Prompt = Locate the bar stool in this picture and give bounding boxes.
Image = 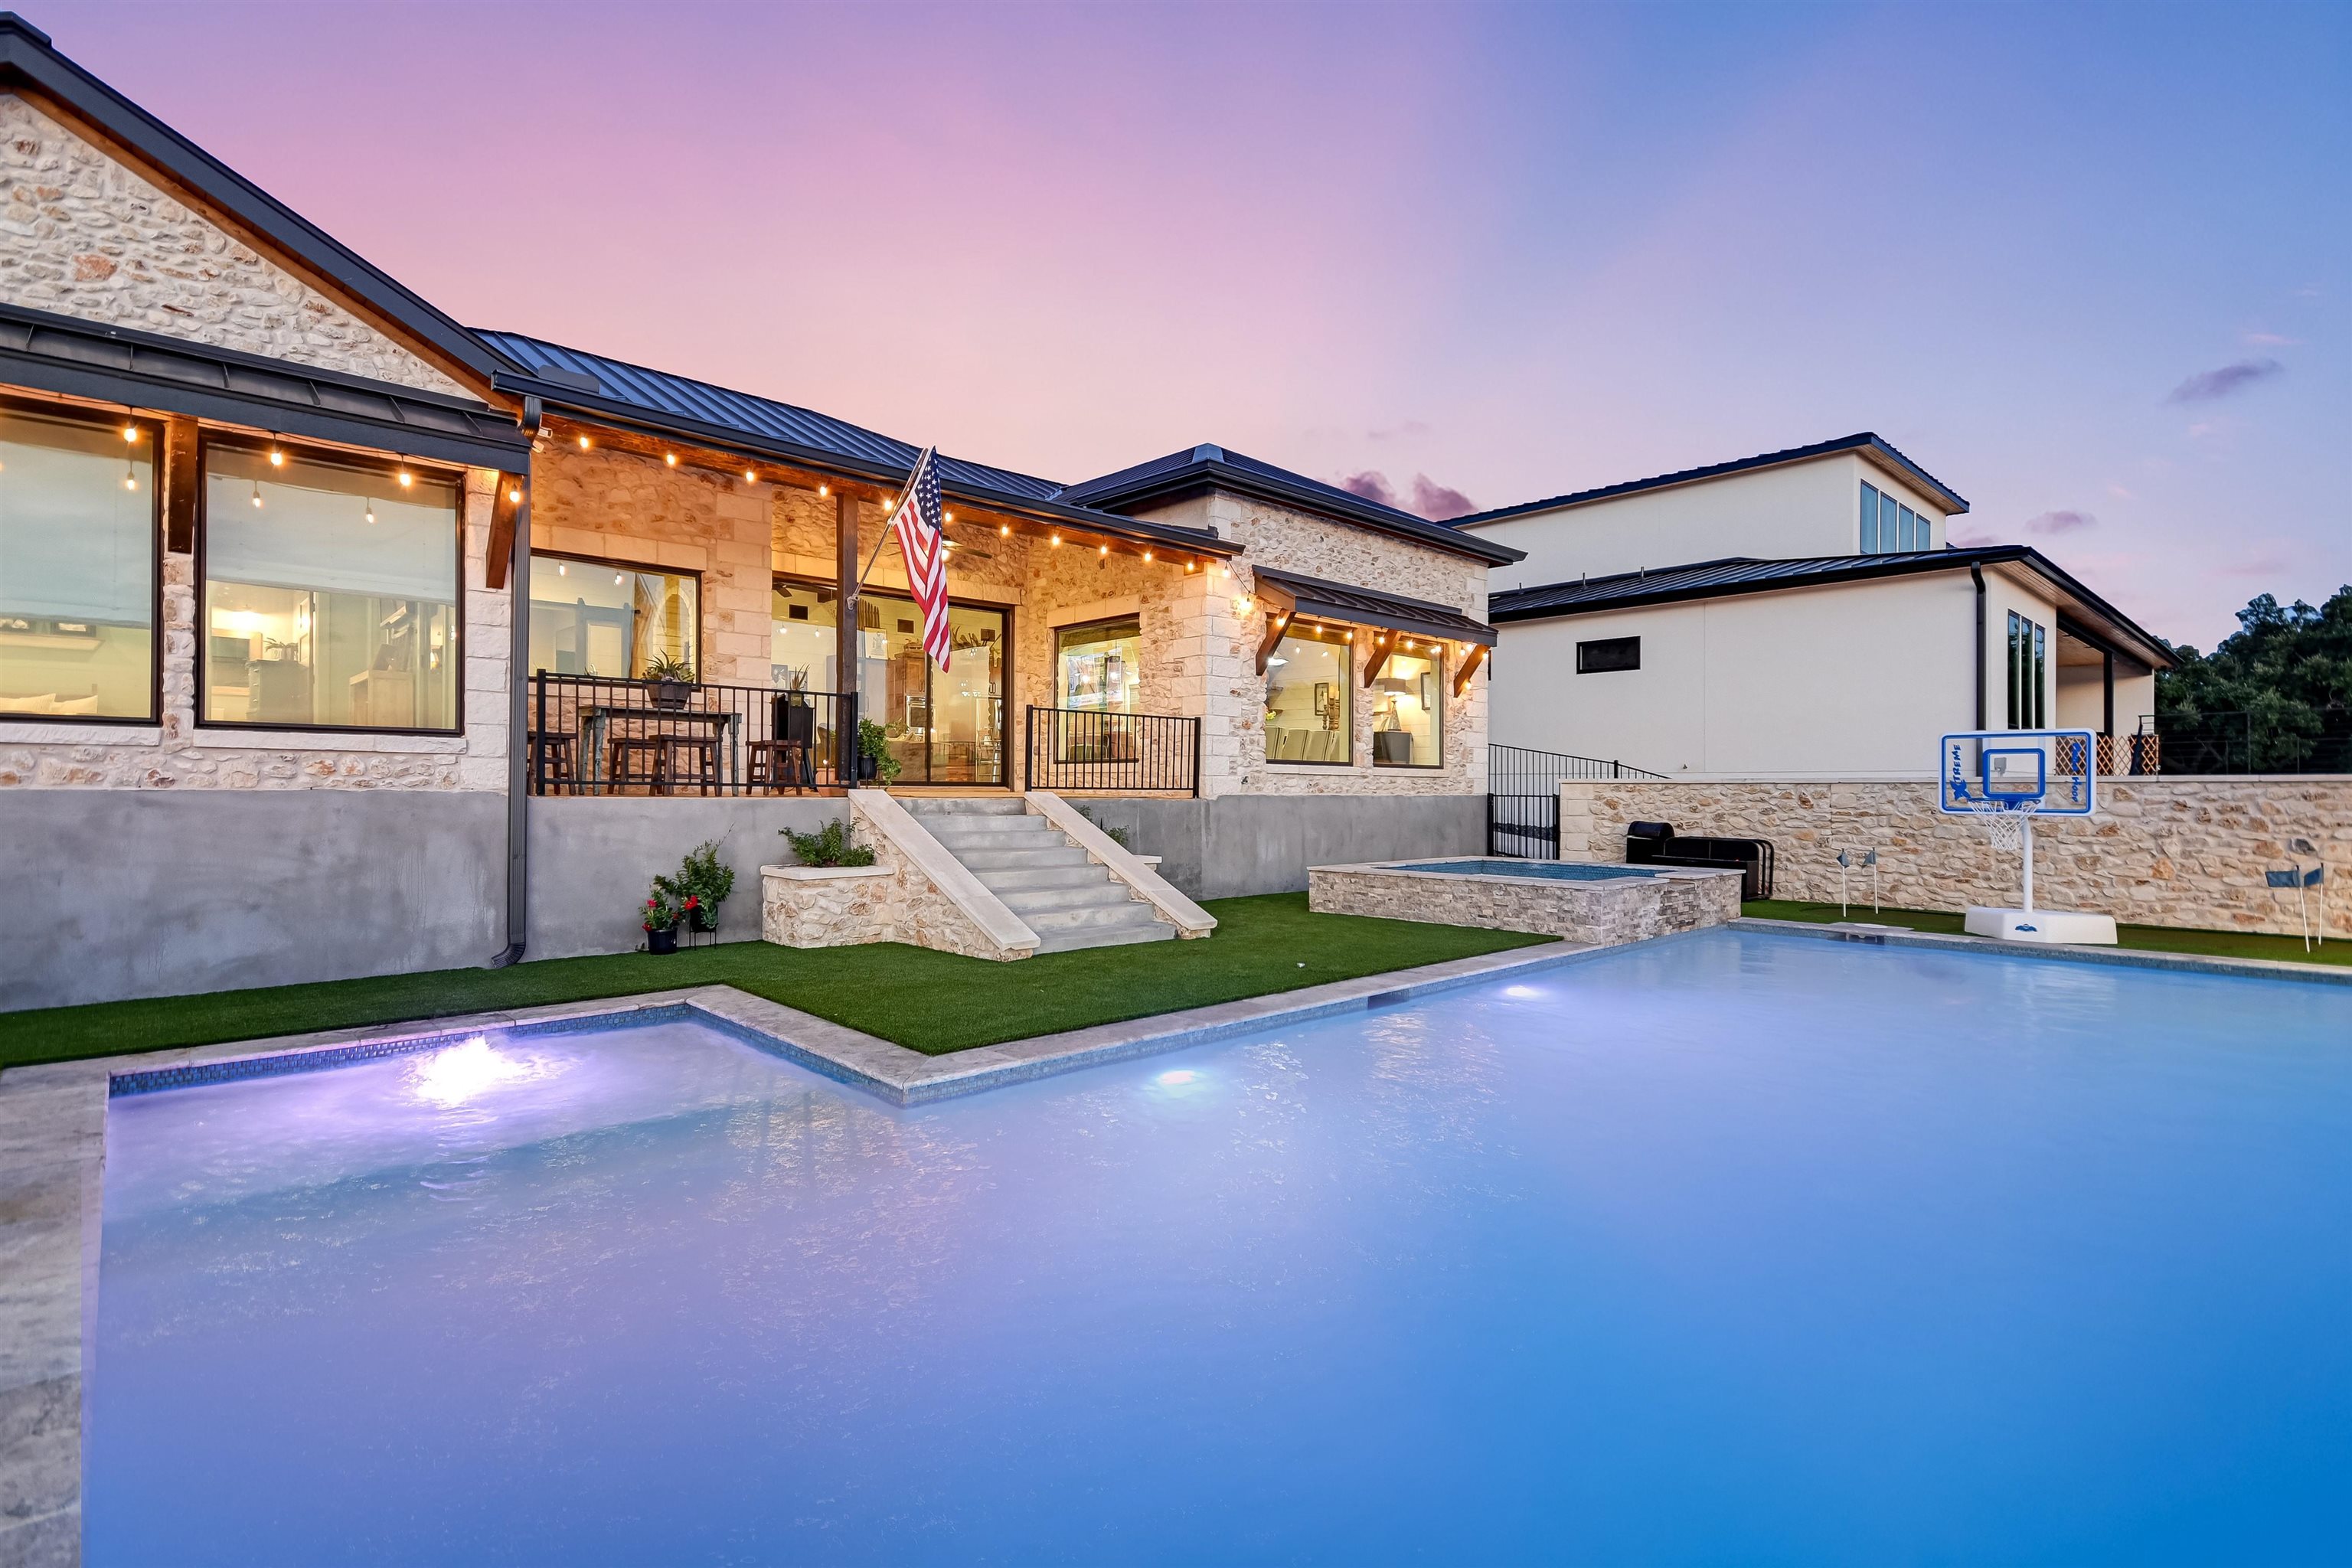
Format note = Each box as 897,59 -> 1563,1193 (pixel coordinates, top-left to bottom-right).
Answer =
526,730 -> 578,794
748,738 -> 811,794
656,733 -> 721,796
608,735 -> 668,793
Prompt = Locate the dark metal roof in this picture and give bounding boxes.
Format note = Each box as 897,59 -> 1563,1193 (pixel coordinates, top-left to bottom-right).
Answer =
1252,567 -> 1496,648
480,331 -> 1236,557
1488,547 -> 2172,668
0,302 -> 531,469
1449,433 -> 1969,528
1061,443 -> 1526,566
0,13 -> 511,393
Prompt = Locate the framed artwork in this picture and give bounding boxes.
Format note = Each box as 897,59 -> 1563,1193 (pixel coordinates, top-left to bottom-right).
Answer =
1313,681 -> 1332,717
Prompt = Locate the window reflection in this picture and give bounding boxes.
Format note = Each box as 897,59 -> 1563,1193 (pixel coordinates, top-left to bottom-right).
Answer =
1265,624 -> 1351,765
528,556 -> 697,680
770,579 -> 1002,783
1373,645 -> 1441,766
0,405 -> 155,720
1057,617 -> 1142,713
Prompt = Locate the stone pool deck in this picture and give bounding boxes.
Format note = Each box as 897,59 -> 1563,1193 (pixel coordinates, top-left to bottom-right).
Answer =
1308,858 -> 1743,945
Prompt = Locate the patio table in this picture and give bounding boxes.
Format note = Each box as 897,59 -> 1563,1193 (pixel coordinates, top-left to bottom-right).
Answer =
581,705 -> 741,793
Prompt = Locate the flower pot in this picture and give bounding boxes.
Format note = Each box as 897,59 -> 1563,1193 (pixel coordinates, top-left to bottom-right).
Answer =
775,694 -> 816,744
688,906 -> 717,933
649,678 -> 694,711
645,927 -> 678,955
856,751 -> 878,782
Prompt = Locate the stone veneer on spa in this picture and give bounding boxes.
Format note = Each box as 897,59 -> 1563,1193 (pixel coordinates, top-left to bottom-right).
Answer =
1308,858 -> 1741,945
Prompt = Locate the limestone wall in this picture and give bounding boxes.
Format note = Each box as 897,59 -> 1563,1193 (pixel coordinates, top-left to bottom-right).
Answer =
1308,861 -> 1740,944
0,92 -> 470,397
1560,775 -> 2352,936
0,469 -> 511,791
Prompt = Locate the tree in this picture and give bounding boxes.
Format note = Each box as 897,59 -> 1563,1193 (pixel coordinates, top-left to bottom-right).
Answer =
2157,586 -> 2352,770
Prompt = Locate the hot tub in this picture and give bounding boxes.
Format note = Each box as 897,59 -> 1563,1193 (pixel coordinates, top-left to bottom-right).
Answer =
1307,855 -> 1743,945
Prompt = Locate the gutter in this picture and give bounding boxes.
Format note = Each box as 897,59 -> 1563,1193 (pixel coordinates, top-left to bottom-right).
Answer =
491,397 -> 540,968
1971,562 -> 1987,730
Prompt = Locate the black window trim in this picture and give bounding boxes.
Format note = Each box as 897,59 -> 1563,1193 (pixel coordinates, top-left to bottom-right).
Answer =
195,430 -> 468,738
0,393 -> 164,728
1576,635 -> 1642,675
1266,623 -> 1356,768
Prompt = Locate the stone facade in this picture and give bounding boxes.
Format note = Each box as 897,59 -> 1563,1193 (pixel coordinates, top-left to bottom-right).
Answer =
0,93 -> 470,398
1308,861 -> 1740,943
759,803 -> 1032,961
1135,491 -> 1491,799
0,470 -> 510,791
1560,776 -> 2352,937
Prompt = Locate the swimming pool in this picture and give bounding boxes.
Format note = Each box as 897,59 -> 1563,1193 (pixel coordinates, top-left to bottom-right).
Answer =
89,929 -> 2350,1565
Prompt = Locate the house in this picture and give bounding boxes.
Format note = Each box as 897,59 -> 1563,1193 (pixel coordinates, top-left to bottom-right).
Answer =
1452,434 -> 2174,779
0,15 -> 1519,1009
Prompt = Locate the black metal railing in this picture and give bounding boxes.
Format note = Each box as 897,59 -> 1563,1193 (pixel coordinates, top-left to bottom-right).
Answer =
2135,710 -> 2352,776
528,672 -> 861,795
1487,743 -> 1667,858
1024,706 -> 1200,795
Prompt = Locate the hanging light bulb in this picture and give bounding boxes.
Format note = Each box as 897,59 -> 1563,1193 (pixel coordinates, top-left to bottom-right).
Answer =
266,439 -> 285,468
121,422 -> 140,443
615,573 -> 626,586
665,452 -> 678,467
507,485 -> 523,505
1184,561 -> 1196,573
250,475 -> 263,508
744,468 -> 756,482
397,466 -> 413,488
557,561 -> 567,577
1050,533 -> 1061,547
1098,544 -> 1109,557
1142,550 -> 1152,563
943,510 -> 955,524
818,483 -> 829,497
122,454 -> 137,492
364,498 -> 377,524
577,433 -> 591,450
998,523 -> 1011,537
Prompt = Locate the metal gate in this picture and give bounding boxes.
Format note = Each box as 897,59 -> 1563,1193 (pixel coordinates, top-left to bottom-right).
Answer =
1487,745 -> 1665,858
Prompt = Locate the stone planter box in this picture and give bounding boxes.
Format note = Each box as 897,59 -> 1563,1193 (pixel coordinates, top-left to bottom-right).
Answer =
760,862 -> 898,949
1308,858 -> 1741,946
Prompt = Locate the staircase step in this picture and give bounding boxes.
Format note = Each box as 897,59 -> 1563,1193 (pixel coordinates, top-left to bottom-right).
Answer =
1034,922 -> 1175,954
998,882 -> 1134,915
925,818 -> 1057,841
1021,900 -> 1168,934
901,797 -> 1027,816
956,844 -> 1096,872
975,864 -> 1114,893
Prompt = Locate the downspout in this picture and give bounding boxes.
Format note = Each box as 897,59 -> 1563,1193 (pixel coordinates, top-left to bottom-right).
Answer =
492,396 -> 541,968
1970,563 -> 1987,730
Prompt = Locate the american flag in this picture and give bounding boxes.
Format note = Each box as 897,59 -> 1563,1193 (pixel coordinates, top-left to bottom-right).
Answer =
884,446 -> 952,671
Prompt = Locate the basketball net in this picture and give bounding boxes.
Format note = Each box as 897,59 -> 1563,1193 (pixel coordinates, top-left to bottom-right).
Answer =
1980,801 -> 2037,854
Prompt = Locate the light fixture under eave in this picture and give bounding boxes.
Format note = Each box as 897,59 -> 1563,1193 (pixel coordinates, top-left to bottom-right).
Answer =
397,463 -> 413,488
1098,544 -> 1109,557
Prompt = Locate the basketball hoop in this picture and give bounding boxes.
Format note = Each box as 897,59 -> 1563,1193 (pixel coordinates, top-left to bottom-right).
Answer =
1979,802 -> 2037,854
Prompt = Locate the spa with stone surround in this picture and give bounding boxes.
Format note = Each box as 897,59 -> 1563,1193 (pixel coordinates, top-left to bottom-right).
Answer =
1309,858 -> 1743,946
0,15 -> 1517,1009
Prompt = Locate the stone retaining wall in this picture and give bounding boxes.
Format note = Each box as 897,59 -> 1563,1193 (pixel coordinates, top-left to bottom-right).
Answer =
1308,861 -> 1740,945
1560,776 -> 2351,936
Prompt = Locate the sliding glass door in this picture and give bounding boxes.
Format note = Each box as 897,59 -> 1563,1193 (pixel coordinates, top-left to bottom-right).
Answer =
772,580 -> 1006,784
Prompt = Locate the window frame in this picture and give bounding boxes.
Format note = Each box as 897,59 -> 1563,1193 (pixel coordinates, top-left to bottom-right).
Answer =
531,548 -> 705,683
1370,644 -> 1444,769
1053,612 -> 1145,713
1264,623 -> 1356,768
1576,635 -> 1642,675
1859,481 -> 1880,553
0,395 -> 165,727
195,431 -> 467,737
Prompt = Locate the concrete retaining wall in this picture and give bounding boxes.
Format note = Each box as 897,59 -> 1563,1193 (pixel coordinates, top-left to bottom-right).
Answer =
1560,774 -> 2351,936
524,795 -> 846,959
0,789 -> 505,1011
1070,792 -> 1485,899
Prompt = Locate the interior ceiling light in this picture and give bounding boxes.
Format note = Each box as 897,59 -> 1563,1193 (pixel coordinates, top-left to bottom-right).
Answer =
364,498 -> 377,524
249,475 -> 263,508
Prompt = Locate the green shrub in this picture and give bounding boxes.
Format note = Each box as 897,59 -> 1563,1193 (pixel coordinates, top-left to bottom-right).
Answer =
857,718 -> 902,783
782,818 -> 875,867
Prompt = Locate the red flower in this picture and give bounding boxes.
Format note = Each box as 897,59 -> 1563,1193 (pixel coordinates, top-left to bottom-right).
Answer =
684,896 -> 700,908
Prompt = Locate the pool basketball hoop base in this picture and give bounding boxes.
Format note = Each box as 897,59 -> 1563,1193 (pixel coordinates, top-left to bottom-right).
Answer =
1963,906 -> 2118,945
1939,730 -> 2118,947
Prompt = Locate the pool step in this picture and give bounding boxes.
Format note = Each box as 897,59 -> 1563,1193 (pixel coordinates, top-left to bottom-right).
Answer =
900,798 -> 1174,955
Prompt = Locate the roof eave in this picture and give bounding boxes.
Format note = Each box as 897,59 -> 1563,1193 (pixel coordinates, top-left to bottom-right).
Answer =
503,374 -> 1235,555
1452,433 -> 1970,530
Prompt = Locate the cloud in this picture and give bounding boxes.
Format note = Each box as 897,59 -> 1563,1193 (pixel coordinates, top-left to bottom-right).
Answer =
2025,508 -> 2096,536
2166,358 -> 2282,403
1948,528 -> 2000,548
2239,331 -> 2296,348
1335,468 -> 1477,519
2105,482 -> 2135,501
1408,474 -> 1475,519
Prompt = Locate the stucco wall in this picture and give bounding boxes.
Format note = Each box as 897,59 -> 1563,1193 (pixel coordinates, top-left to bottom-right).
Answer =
0,92 -> 469,397
1465,453 -> 1949,589
1559,774 -> 2351,937
1073,792 -> 1486,899
1491,572 -> 1990,778
0,789 -> 504,1010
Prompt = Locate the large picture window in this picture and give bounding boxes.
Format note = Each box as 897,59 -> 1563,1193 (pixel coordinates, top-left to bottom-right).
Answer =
770,578 -> 1005,784
0,404 -> 157,720
529,554 -> 699,680
201,442 -> 459,731
1056,616 -> 1142,713
1372,644 -> 1442,766
1265,623 -> 1351,765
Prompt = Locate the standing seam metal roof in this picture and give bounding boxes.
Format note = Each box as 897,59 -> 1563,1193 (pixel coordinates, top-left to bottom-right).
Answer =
476,330 -> 1067,502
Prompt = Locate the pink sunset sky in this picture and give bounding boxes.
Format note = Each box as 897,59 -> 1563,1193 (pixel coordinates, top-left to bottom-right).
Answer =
45,1 -> 2352,649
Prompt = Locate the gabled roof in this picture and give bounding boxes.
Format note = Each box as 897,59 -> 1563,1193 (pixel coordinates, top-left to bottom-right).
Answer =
1488,547 -> 2172,668
1449,433 -> 1969,529
0,12 -> 511,396
1061,443 -> 1525,566
481,330 -> 1234,556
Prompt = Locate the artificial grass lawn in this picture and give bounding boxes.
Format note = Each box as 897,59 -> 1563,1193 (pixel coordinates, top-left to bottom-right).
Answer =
1743,900 -> 2350,969
0,893 -> 1553,1073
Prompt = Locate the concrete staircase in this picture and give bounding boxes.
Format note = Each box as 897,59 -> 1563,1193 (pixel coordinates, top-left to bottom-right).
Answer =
900,798 -> 1175,954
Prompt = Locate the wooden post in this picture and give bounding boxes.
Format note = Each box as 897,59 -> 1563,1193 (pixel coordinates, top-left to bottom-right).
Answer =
484,472 -> 524,590
835,485 -> 860,714
1361,632 -> 1393,688
162,415 -> 199,555
1452,642 -> 1488,697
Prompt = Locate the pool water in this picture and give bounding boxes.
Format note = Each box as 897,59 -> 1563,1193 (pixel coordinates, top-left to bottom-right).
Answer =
1383,856 -> 1667,880
90,931 -> 2351,1566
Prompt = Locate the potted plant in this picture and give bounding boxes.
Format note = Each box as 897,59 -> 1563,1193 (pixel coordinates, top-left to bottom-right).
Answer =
657,840 -> 735,933
774,666 -> 816,746
642,650 -> 697,710
641,889 -> 680,954
856,717 -> 902,784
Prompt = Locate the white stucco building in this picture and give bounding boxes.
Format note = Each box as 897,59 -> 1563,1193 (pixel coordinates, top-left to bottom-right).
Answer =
1452,434 -> 2173,779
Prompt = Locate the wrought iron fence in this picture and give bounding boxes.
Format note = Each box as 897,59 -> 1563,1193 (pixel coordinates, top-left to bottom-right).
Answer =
2136,711 -> 2352,776
528,672 -> 861,795
1487,743 -> 1667,858
1024,706 -> 1200,795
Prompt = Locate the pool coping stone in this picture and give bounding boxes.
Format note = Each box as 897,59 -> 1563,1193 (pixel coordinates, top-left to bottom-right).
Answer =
1733,916 -> 2352,985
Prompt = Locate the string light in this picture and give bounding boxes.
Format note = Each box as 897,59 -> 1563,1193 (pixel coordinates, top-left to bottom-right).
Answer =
121,422 -> 140,443
999,523 -> 1011,537
1098,543 -> 1109,557
1142,550 -> 1152,563
665,452 -> 678,467
577,434 -> 591,450
507,485 -> 523,505
266,439 -> 285,468
745,468 -> 757,482
818,484 -> 829,497
1050,533 -> 1061,547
